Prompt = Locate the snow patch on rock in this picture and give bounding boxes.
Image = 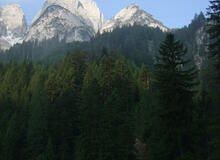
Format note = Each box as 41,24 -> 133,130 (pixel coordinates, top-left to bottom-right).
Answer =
101,4 -> 168,33
0,4 -> 27,50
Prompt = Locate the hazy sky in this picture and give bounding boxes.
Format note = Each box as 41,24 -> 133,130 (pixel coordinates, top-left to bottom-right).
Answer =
0,0 -> 210,28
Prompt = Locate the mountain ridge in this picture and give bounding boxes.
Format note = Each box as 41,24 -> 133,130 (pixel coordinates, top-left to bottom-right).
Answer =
101,4 -> 168,33
31,0 -> 104,32
0,0 -> 169,50
25,4 -> 95,42
25,0 -> 104,43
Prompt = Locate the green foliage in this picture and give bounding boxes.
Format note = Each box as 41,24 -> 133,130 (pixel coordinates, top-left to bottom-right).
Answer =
206,1 -> 220,160
0,12 -> 219,160
0,42 -> 218,160
207,0 -> 220,76
78,78 -> 102,160
148,33 -> 199,160
0,17 -> 207,69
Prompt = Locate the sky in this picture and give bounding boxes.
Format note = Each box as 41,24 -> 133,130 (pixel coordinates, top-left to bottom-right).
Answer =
0,0 -> 210,28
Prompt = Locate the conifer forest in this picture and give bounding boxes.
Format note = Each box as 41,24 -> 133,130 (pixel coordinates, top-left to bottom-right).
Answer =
0,1 -> 219,160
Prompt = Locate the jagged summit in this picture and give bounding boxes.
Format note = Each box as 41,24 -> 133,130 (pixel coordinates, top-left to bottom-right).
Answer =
124,3 -> 140,10
1,1 -> 169,50
122,3 -> 140,9
0,4 -> 27,50
32,0 -> 104,32
101,4 -> 168,33
26,0 -> 104,42
25,4 -> 95,42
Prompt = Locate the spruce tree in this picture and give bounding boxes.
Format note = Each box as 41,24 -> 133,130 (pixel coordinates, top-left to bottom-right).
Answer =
79,77 -> 102,160
152,33 -> 198,160
207,0 -> 220,77
99,55 -> 136,160
136,64 -> 155,154
112,56 -> 136,160
26,71 -> 48,160
99,55 -> 116,160
207,1 -> 220,159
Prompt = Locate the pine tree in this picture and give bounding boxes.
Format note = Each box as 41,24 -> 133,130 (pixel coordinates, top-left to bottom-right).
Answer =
136,64 -> 154,150
152,33 -> 198,160
1,113 -> 20,160
111,56 -> 136,160
206,1 -> 220,159
46,52 -> 87,159
99,55 -> 136,160
26,70 -> 48,160
79,77 -> 102,160
207,0 -> 220,77
98,55 -> 116,160
99,54 -> 115,99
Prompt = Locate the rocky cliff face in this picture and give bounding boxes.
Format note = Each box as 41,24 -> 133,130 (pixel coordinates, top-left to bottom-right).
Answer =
101,4 -> 168,33
25,5 -> 95,42
26,0 -> 104,42
1,1 -> 170,50
0,4 -> 27,50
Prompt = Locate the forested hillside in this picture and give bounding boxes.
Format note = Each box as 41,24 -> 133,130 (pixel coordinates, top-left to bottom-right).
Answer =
0,13 -> 206,67
0,1 -> 219,160
0,35 -> 219,160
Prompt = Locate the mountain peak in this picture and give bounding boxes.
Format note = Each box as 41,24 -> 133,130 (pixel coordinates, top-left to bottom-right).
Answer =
0,3 -> 27,50
127,3 -> 140,9
32,0 -> 104,32
26,0 -> 104,42
114,4 -> 141,22
101,4 -> 168,33
0,4 -> 26,30
1,1 -> 169,50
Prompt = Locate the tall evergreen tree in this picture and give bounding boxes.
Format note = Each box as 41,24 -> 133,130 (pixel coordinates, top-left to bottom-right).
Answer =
207,1 -> 220,159
98,55 -> 116,160
26,70 -> 48,160
207,0 -> 220,77
79,77 -> 102,160
98,55 -> 136,160
111,56 -> 136,160
151,33 -> 198,160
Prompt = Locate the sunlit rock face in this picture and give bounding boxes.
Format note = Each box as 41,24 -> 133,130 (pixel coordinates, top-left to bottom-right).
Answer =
26,0 -> 104,42
101,4 -> 168,33
0,4 -> 27,50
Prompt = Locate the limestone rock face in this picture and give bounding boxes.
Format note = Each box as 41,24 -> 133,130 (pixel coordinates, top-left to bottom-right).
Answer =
101,4 -> 168,33
0,4 -> 27,50
26,0 -> 104,42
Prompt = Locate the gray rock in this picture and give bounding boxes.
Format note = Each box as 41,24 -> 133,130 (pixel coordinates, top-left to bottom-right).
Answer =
101,4 -> 168,33
0,4 -> 27,50
25,5 -> 95,42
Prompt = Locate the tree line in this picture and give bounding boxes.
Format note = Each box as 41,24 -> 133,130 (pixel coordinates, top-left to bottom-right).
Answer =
0,0 -> 219,160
